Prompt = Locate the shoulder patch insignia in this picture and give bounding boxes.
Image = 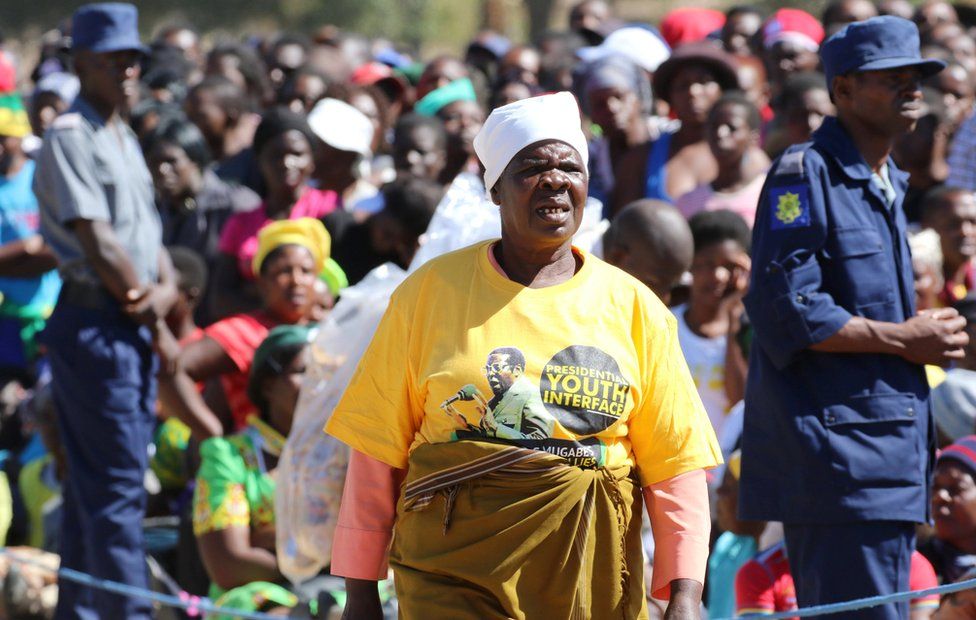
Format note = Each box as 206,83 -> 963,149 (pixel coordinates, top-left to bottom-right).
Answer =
773,150 -> 805,178
769,185 -> 811,230
51,113 -> 82,130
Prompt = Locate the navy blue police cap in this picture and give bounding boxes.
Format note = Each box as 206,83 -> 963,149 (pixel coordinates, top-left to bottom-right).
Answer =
820,15 -> 945,89
72,3 -> 148,54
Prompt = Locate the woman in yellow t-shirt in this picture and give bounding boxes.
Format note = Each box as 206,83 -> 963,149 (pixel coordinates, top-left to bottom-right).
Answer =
326,92 -> 721,619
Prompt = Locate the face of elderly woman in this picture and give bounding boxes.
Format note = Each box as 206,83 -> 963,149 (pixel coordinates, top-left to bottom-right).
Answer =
491,140 -> 587,248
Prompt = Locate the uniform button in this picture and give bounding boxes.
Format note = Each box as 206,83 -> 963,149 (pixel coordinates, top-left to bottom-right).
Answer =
825,414 -> 836,424
795,294 -> 805,304
907,407 -> 915,417
767,265 -> 779,274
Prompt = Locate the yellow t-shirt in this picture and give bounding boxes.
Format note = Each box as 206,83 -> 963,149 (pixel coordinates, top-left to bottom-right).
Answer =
326,240 -> 721,486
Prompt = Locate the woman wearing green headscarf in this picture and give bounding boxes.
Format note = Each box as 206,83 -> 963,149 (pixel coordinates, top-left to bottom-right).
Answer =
191,325 -> 311,600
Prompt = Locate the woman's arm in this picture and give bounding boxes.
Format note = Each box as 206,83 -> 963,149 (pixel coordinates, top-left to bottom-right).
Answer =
157,337 -> 236,441
197,526 -> 281,591
644,469 -> 710,614
335,450 -> 406,620
180,335 -> 238,381
157,371 -> 223,441
332,450 -> 405,579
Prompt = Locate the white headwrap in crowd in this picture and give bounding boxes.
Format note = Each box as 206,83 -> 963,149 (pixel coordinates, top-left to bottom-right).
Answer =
473,91 -> 589,192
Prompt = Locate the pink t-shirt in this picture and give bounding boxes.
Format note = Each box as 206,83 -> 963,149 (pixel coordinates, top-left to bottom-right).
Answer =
218,187 -> 339,279
674,172 -> 767,228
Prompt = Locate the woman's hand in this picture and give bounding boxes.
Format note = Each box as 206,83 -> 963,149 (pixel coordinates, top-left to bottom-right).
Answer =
663,579 -> 702,620
342,578 -> 383,620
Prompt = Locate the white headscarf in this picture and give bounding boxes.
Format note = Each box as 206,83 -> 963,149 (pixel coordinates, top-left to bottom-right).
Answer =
473,91 -> 589,192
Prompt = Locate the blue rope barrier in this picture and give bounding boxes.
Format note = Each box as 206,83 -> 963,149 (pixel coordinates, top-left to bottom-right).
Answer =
6,543 -> 976,619
0,547 -> 292,619
716,574 -> 976,619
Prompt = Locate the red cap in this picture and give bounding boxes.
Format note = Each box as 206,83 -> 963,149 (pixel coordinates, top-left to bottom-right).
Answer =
351,61 -> 408,100
0,52 -> 15,94
351,61 -> 394,85
659,8 -> 725,49
762,9 -> 825,51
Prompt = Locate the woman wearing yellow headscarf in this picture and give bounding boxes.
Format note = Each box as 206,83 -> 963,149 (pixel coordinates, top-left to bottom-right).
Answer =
159,217 -> 327,439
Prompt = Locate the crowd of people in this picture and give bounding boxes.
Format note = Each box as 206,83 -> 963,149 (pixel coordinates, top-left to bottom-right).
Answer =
0,0 -> 974,618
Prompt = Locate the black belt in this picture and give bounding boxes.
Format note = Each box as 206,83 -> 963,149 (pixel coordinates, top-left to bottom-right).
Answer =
58,279 -> 120,311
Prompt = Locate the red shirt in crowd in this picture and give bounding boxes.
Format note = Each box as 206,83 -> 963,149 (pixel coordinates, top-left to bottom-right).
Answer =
735,544 -> 939,617
735,541 -> 798,618
203,311 -> 278,430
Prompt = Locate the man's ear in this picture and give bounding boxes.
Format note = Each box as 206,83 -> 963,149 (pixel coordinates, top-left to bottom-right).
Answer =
831,75 -> 850,106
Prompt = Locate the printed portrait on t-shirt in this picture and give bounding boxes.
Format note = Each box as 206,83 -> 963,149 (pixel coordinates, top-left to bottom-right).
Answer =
442,345 -> 632,468
441,346 -> 556,441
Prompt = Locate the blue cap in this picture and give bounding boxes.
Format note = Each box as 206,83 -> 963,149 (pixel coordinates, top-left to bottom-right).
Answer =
467,33 -> 511,60
820,16 -> 945,89
72,3 -> 148,54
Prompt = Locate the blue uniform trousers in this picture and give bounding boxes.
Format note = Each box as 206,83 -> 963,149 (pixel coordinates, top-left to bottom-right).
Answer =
43,301 -> 156,620
783,521 -> 915,620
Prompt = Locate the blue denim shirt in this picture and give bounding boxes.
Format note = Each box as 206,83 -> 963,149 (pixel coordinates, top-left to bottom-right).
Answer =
740,116 -> 933,524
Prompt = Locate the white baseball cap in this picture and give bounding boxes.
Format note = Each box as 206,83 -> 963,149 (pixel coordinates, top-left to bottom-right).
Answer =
577,27 -> 671,73
307,98 -> 374,157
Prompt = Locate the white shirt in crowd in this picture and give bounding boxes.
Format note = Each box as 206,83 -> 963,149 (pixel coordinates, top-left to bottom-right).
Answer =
672,304 -> 732,441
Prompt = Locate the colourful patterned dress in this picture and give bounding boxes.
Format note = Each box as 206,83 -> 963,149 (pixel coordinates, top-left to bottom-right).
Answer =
192,419 -> 282,599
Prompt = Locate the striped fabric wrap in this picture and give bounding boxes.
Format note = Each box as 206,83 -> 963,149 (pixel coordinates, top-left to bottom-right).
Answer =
392,440 -> 649,620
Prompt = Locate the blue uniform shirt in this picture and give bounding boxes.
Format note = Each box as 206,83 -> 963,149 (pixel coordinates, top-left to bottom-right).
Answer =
34,96 -> 161,285
740,116 -> 932,524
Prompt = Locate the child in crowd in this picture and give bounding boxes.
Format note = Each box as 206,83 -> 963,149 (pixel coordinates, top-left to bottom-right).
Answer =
922,436 -> 976,587
165,247 -> 208,345
673,210 -> 751,448
675,92 -> 768,227
764,72 -> 833,159
930,298 -> 976,447
17,385 -> 63,553
150,247 -> 210,499
707,451 -> 765,619
922,186 -> 976,305
331,176 -> 444,285
602,198 -> 694,306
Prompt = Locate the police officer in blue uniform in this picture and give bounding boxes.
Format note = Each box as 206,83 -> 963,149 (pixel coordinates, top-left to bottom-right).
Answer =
34,5 -> 176,619
741,16 -> 969,619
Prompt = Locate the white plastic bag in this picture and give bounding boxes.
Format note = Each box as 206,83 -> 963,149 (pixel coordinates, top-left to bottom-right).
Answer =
276,264 -> 406,583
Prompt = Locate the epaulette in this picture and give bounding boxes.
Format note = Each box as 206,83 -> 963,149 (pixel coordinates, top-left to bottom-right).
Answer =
772,149 -> 805,178
51,113 -> 83,130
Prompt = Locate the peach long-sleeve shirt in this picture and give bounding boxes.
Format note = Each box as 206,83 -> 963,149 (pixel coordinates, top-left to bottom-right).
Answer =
331,450 -> 711,602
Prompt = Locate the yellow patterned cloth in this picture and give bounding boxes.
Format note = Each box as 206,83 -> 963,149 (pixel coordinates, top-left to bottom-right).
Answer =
192,430 -> 276,537
192,426 -> 279,600
151,418 -> 192,491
